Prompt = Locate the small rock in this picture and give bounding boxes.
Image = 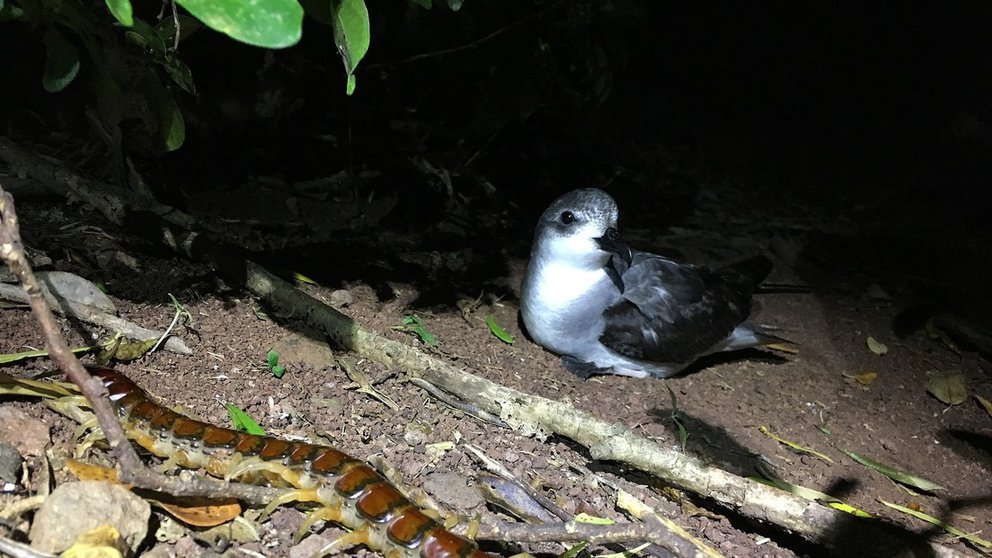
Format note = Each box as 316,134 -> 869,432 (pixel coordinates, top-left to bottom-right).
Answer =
30,481 -> 150,554
141,541 -> 181,558
37,271 -> 117,314
267,507 -> 304,534
329,289 -> 352,308
174,535 -> 220,557
403,422 -> 432,446
312,397 -> 342,415
290,533 -> 334,558
0,407 -> 50,458
0,441 -> 23,484
269,331 -> 335,370
422,472 -> 484,510
865,283 -> 891,300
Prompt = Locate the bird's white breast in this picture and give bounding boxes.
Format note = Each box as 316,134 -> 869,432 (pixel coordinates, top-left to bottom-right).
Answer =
529,261 -> 608,311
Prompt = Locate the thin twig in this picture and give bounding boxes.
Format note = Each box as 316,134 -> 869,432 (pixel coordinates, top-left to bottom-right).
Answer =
0,536 -> 56,558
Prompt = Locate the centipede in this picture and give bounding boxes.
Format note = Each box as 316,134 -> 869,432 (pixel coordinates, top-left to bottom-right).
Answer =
83,366 -> 497,558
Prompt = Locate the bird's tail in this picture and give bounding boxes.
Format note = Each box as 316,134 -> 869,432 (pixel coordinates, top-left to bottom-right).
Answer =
725,323 -> 795,350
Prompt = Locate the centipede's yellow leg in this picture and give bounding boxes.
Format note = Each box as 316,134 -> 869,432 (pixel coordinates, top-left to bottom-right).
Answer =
261,487 -> 320,520
224,458 -> 288,482
295,506 -> 342,543
156,452 -> 183,473
309,525 -> 372,558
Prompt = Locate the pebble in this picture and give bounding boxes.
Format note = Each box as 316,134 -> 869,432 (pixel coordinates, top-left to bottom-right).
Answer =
329,289 -> 353,308
289,533 -> 334,558
422,472 -> 484,509
29,481 -> 150,554
0,441 -> 23,484
0,407 -> 50,458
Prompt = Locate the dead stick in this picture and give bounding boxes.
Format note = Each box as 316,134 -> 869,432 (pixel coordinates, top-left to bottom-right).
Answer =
476,520 -> 719,557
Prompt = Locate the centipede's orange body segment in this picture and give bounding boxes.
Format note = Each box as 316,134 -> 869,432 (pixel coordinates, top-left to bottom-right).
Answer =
88,366 -> 497,558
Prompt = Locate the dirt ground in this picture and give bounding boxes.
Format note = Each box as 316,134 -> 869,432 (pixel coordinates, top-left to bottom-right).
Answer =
1,165 -> 991,558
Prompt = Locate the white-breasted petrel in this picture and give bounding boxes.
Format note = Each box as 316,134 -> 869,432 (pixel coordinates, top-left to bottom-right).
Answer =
520,188 -> 785,379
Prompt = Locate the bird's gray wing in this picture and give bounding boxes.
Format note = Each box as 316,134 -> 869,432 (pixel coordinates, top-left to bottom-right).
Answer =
599,253 -> 755,363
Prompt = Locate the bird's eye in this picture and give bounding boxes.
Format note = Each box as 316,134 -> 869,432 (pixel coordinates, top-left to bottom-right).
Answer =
560,211 -> 575,225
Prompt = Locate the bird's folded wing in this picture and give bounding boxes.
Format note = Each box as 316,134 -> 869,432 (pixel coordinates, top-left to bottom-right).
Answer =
599,255 -> 750,363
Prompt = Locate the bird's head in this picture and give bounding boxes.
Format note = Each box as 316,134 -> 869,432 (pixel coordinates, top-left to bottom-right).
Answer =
533,188 -> 632,270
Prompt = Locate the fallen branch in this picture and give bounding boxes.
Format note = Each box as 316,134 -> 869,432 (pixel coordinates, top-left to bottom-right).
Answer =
476,520 -> 719,557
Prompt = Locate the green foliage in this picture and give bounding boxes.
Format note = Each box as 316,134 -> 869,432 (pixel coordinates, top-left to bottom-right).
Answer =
124,18 -> 195,94
226,403 -> 266,435
103,0 -> 132,27
5,0 -> 375,156
395,315 -> 438,347
176,0 -> 303,49
331,0 -> 370,95
485,315 -> 515,344
266,350 -> 286,378
41,28 -> 79,92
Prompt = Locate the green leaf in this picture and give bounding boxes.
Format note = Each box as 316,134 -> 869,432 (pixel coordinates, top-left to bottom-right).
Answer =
104,0 -> 134,26
42,29 -> 80,92
841,449 -> 944,492
156,14 -> 203,45
176,0 -> 303,49
293,272 -> 316,285
162,56 -> 196,94
445,0 -> 464,10
226,403 -> 265,435
0,0 -> 25,21
331,0 -> 370,93
159,92 -> 185,152
0,345 -> 97,365
485,315 -> 515,344
755,467 -> 873,518
125,18 -> 167,54
266,350 -> 285,378
559,542 -> 587,558
125,18 -> 196,94
395,315 -> 437,347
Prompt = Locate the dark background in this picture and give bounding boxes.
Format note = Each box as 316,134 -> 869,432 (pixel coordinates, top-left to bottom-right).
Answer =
2,1 -> 990,280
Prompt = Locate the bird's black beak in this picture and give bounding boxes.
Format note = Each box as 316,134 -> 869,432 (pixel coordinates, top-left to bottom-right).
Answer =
595,228 -> 632,267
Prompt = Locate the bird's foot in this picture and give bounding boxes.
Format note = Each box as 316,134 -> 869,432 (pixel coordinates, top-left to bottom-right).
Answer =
561,356 -> 610,379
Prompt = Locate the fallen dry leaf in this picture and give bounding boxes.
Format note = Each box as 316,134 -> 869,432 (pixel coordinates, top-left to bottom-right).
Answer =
155,498 -> 242,528
927,370 -> 967,406
866,336 -> 888,355
61,525 -> 126,558
844,371 -> 878,385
